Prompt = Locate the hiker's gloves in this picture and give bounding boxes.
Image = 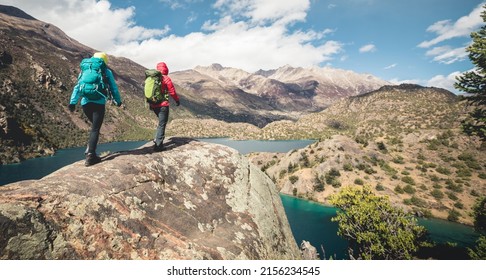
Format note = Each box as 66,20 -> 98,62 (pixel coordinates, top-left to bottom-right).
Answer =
176,100 -> 180,106
68,104 -> 75,112
116,101 -> 122,107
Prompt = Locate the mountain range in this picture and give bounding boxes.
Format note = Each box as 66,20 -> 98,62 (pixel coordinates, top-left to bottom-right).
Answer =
171,63 -> 389,126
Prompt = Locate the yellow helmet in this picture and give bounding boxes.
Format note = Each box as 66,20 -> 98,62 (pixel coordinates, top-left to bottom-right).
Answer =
93,52 -> 108,64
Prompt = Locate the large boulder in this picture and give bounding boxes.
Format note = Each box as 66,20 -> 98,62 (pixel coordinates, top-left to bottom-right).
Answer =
0,138 -> 301,260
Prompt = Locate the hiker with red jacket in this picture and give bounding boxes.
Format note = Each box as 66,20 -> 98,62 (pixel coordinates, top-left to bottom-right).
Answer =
150,62 -> 180,152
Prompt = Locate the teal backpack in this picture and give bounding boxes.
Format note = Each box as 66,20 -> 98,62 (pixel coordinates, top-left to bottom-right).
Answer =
144,69 -> 166,104
77,57 -> 107,100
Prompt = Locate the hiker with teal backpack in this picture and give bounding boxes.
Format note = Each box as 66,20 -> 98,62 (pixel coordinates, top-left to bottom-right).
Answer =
144,62 -> 180,152
68,52 -> 122,166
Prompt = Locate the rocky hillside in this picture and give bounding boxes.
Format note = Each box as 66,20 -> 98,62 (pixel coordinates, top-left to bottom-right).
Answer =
248,85 -> 485,225
0,138 -> 301,260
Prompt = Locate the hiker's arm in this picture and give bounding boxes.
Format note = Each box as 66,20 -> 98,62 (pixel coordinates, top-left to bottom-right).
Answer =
69,83 -> 81,105
105,69 -> 122,105
165,76 -> 179,103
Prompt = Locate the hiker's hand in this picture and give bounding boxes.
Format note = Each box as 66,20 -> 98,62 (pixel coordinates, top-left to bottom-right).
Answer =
176,100 -> 180,106
68,104 -> 75,112
116,101 -> 122,107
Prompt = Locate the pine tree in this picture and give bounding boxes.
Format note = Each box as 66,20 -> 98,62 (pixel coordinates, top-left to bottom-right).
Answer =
454,5 -> 486,141
468,196 -> 486,259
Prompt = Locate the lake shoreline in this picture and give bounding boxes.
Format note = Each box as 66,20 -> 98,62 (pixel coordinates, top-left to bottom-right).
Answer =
1,138 -> 477,229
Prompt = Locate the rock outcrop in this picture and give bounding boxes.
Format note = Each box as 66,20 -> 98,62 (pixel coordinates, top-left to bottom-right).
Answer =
0,138 -> 301,260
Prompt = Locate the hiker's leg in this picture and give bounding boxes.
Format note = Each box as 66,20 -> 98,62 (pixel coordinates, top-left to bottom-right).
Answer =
83,103 -> 105,154
154,106 -> 169,147
152,107 -> 160,145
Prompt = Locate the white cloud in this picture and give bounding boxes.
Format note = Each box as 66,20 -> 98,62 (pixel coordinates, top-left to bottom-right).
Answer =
418,2 -> 484,48
384,63 -> 397,70
214,0 -> 310,25
388,78 -> 421,85
426,71 -> 463,93
359,44 -> 377,53
113,22 -> 342,72
4,0 -> 342,72
389,71 -> 463,93
159,0 -> 184,10
425,45 -> 468,64
2,0 -> 169,51
185,12 -> 198,25
159,0 -> 204,10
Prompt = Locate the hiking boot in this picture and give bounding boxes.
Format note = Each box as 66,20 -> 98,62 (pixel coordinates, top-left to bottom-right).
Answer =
85,153 -> 101,166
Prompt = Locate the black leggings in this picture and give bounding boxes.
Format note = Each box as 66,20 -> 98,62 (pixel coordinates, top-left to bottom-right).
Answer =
82,103 -> 105,154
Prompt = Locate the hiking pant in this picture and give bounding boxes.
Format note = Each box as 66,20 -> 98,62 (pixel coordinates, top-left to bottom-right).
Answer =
82,103 -> 105,154
153,106 -> 169,147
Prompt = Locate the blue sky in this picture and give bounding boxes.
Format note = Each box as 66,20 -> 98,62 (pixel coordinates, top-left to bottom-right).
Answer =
4,0 -> 486,92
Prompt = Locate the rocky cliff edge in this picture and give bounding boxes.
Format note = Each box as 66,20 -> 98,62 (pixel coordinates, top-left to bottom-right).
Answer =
0,138 -> 301,260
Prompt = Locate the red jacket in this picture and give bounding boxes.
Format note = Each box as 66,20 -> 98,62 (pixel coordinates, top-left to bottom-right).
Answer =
150,62 -> 180,108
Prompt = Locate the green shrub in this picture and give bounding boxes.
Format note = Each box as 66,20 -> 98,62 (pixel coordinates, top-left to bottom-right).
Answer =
458,153 -> 482,170
431,189 -> 444,200
313,174 -> 325,192
445,179 -> 464,193
432,183 -> 442,189
447,192 -> 459,201
395,185 -> 404,194
436,166 -> 451,175
410,196 -> 428,208
456,168 -> 472,178
392,156 -> 405,164
401,176 -> 416,185
447,209 -> 461,222
427,140 -> 439,150
329,186 -> 425,260
331,180 -> 342,188
325,168 -> 341,185
300,152 -> 310,168
377,141 -> 388,153
471,189 -> 481,197
343,163 -> 353,171
364,166 -> 376,174
354,178 -> 364,185
289,175 -> 299,184
454,201 -> 464,209
403,185 -> 416,194
261,159 -> 276,172
355,135 -> 369,147
381,163 -> 397,176
376,183 -> 385,191
288,162 -> 299,173
429,175 -> 440,182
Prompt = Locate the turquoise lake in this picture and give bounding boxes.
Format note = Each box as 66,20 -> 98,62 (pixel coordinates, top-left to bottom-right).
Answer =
0,138 -> 480,259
